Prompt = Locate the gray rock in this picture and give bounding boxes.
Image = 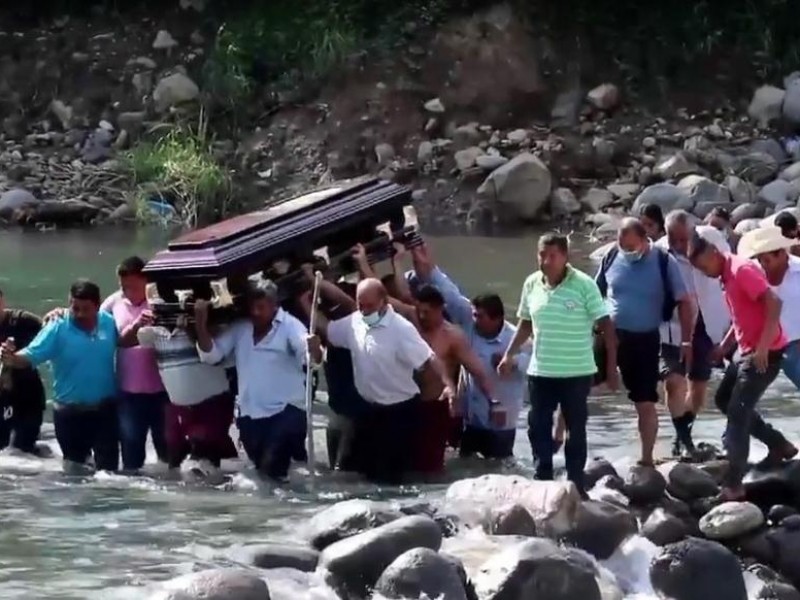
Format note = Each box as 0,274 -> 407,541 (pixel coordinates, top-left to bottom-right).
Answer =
0,188 -> 39,217
132,71 -> 154,96
760,179 -> 796,206
607,183 -> 641,204
769,521 -> 800,589
152,30 -> 178,50
118,112 -> 146,135
642,507 -> 691,546
319,515 -> 442,598
699,501 -> 764,540
149,568 -> 269,600
551,87 -> 583,128
474,538 -> 602,600
780,162 -> 800,182
417,141 -> 434,163
475,154 -> 508,170
769,505 -> 799,526
660,462 -> 719,501
563,500 -> 637,560
784,78 -> 800,128
587,83 -> 621,111
632,182 -> 693,215
453,123 -> 481,147
106,203 -> 136,222
374,548 -> 468,600
581,187 -> 616,212
677,175 -> 731,206
454,146 -> 485,171
737,152 -> 780,184
684,135 -> 712,153
759,583 -> 800,600
131,56 -> 158,69
424,98 -> 445,113
622,464 -> 667,505
486,504 -> 537,536
374,143 -> 396,166
441,553 -> 478,600
732,202 -> 766,225
506,129 -> 529,145
655,153 -> 695,179
643,136 -> 657,149
81,128 -> 113,163
476,153 -> 553,221
585,458 -> 620,490
694,201 -> 737,220
153,73 -> 200,112
751,138 -> 788,164
725,175 -> 758,205
239,543 -> 319,572
550,187 -> 582,216
307,499 -> 403,551
749,85 -> 786,128
650,538 -> 746,600
50,100 -> 73,130
588,475 -> 630,508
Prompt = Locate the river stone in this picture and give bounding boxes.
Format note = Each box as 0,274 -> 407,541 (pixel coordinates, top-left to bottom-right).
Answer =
725,175 -> 758,206
749,85 -> 786,128
585,458 -> 619,490
642,507 -> 691,546
607,183 -> 641,204
417,141 -> 434,163
476,154 -> 509,170
621,464 -> 667,505
737,152 -> 780,185
307,499 -> 403,550
659,462 -> 719,501
153,73 -> 200,112
239,543 -> 319,572
455,146 -> 485,171
550,187 -> 582,216
581,187 -> 616,212
632,182 -> 693,215
769,505 -> 799,525
587,83 -> 621,111
677,175 -> 731,206
655,153 -> 696,180
562,500 -> 637,560
149,568 -> 269,600
588,475 -> 630,508
374,547 -> 468,600
445,474 -> 581,536
784,78 -> 800,128
153,29 -> 178,50
486,503 -> 537,536
319,515 -> 442,598
744,460 -> 800,509
441,553 -> 478,600
699,501 -> 764,540
473,538 -> 602,600
476,153 -> 553,221
766,521 -> 800,588
0,188 -> 40,217
759,583 -> 800,600
650,537 -> 746,600
759,179 -> 796,206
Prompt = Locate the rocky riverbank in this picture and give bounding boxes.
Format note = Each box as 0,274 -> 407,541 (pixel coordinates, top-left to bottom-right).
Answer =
146,454 -> 800,600
2,3 -> 800,232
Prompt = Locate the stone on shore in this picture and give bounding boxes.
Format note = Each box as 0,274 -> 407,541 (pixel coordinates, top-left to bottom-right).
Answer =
238,543 -> 319,572
153,73 -> 200,112
149,568 -> 269,600
550,187 -> 582,216
476,153 -> 553,221
759,179 -> 796,206
307,499 -> 403,551
0,188 -> 40,217
473,538 -> 602,600
563,500 -> 637,560
699,501 -> 764,540
677,175 -> 731,206
374,548 -> 468,600
659,462 -> 719,501
642,507 -> 691,546
319,515 -> 442,598
587,83 -> 621,112
585,458 -> 620,490
650,537 -> 747,600
631,183 -> 692,215
621,464 -> 667,505
445,475 -> 581,536
749,86 -> 787,128
766,518 -> 800,589
455,146 -> 485,171
486,503 -> 537,536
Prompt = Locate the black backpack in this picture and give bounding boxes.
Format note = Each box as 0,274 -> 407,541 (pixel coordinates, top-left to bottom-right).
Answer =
595,245 -> 677,323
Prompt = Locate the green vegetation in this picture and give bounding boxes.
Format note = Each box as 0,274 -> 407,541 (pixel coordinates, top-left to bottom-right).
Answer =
122,112 -> 234,227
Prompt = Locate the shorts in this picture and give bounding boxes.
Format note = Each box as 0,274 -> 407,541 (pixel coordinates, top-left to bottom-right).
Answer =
165,392 -> 238,467
659,314 -> 715,382
617,328 -> 661,403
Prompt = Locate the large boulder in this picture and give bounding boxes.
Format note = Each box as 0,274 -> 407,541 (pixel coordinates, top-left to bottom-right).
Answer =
444,475 -> 581,537
749,85 -> 787,128
562,500 -> 637,560
784,78 -> 800,128
725,175 -> 758,205
238,543 -> 319,572
736,152 -> 780,185
699,501 -> 764,540
766,519 -> 800,588
650,537 -> 747,600
473,538 -> 602,600
374,548 -> 468,600
0,188 -> 40,218
677,175 -> 731,206
149,568 -> 269,600
759,180 -> 797,207
476,153 -> 553,221
153,73 -> 200,112
307,499 -> 403,550
632,183 -> 693,215
655,153 -> 696,180
660,462 -> 719,502
622,464 -> 667,505
319,515 -> 442,597
642,507 -> 691,546
486,503 -> 537,536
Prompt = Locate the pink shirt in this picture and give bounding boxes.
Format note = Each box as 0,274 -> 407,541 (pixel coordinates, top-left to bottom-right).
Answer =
721,254 -> 787,354
101,291 -> 165,394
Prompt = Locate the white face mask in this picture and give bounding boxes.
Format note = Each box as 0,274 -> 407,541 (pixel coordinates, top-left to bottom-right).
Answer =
361,306 -> 386,328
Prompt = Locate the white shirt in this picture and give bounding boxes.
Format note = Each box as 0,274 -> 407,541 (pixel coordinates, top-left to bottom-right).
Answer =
771,256 -> 800,343
327,306 -> 434,405
197,309 -> 309,419
138,327 -> 231,406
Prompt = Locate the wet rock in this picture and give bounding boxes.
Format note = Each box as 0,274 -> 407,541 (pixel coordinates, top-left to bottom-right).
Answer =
239,543 -> 319,572
473,538 -> 602,600
642,507 -> 691,546
769,505 -> 798,526
32,200 -> 100,225
0,188 -> 39,217
476,153 -> 553,221
622,464 -> 667,505
153,73 -> 200,112
759,582 -> 800,600
737,152 -> 780,184
319,515 -> 442,598
149,568 -> 269,600
475,154 -> 508,170
434,512 -> 461,538
780,162 -> 800,182
739,530 -> 776,564
699,501 -> 764,540
375,143 -> 396,166
632,182 -> 693,215
454,146 -> 485,171
50,100 -> 72,130
441,553 -> 478,600
650,537 -> 747,600
550,187 -> 581,216
106,203 -> 136,223
307,499 -> 402,551
585,458 -> 620,490
655,153 -> 696,179
760,179 -> 796,206
743,461 -> 800,510
445,474 -> 581,537
424,98 -> 445,113
581,187 -> 616,212
677,175 -> 731,206
563,500 -> 637,560
587,83 -> 621,112
725,175 -> 758,205
417,141 -> 434,164
153,30 -> 178,50
588,475 -> 629,508
749,86 -> 786,128
766,521 -> 800,588
784,78 -> 800,128
660,462 -> 719,501
374,547 -> 468,600
486,503 -> 536,536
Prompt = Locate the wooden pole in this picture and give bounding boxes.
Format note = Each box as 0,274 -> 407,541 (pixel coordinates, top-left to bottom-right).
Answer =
305,271 -> 323,487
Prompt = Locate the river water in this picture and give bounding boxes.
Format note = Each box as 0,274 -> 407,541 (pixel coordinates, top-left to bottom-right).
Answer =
1,227 -> 800,599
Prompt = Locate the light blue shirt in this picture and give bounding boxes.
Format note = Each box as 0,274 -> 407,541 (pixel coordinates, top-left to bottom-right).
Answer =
599,248 -> 687,332
21,312 -> 118,405
198,309 -> 309,419
424,268 -> 530,431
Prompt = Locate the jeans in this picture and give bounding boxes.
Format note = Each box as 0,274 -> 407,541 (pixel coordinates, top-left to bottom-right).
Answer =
237,405 -> 307,481
460,426 -> 515,459
118,391 -> 169,471
715,350 -> 788,488
53,401 -> 120,471
527,375 -> 593,492
782,340 -> 800,389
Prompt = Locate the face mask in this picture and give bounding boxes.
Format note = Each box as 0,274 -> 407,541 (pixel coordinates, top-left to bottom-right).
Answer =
361,310 -> 384,327
621,249 -> 644,262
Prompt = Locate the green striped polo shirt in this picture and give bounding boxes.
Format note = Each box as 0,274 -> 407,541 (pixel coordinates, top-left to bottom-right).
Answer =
517,266 -> 609,378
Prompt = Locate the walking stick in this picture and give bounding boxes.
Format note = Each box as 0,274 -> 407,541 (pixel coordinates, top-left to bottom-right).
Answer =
305,271 -> 323,487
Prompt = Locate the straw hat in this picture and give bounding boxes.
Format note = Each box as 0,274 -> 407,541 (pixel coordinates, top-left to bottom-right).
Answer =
738,226 -> 799,259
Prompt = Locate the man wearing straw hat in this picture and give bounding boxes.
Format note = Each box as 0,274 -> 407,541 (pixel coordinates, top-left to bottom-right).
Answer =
740,226 -> 800,393
689,228 -> 797,501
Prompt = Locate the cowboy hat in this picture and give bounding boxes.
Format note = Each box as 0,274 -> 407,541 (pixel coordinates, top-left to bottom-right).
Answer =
737,226 -> 799,259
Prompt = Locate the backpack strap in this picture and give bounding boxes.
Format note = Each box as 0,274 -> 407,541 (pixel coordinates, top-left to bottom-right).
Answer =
596,245 -> 619,298
655,247 -> 677,322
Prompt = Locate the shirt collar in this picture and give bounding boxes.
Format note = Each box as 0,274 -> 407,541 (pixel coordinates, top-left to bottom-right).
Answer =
537,265 -> 575,288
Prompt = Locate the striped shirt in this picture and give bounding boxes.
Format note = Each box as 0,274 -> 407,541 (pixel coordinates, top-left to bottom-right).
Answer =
137,326 -> 230,406
517,266 -> 609,378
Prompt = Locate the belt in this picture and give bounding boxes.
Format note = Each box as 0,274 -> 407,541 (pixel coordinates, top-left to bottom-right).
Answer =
53,398 -> 115,413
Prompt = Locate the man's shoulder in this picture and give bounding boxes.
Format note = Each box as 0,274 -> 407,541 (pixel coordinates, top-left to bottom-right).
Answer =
568,267 -> 598,288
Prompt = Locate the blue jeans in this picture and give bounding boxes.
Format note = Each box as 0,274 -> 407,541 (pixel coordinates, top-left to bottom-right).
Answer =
237,405 -> 307,481
53,401 -> 119,471
118,392 -> 169,471
782,340 -> 800,389
528,375 -> 593,493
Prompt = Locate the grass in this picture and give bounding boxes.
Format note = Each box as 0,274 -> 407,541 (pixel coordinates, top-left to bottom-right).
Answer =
123,111 -> 233,228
